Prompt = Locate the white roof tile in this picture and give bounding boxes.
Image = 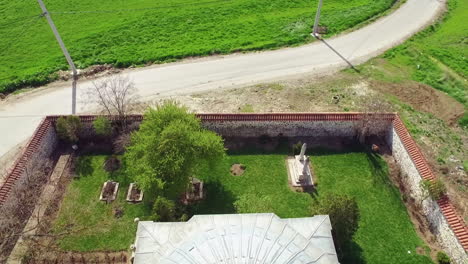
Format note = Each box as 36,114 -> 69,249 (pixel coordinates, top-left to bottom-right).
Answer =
133,213 -> 339,264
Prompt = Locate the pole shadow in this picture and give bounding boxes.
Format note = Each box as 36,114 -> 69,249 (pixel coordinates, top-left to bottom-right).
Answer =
319,38 -> 361,73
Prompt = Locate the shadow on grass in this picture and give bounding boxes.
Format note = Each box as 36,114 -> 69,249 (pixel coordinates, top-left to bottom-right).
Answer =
75,155 -> 94,177
187,182 -> 236,215
340,240 -> 366,264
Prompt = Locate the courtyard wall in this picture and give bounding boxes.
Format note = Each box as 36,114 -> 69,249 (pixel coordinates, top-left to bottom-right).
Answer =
0,113 -> 466,263
0,118 -> 57,207
389,116 -> 468,263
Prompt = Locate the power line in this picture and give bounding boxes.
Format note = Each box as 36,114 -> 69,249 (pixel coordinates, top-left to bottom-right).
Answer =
49,0 -> 232,15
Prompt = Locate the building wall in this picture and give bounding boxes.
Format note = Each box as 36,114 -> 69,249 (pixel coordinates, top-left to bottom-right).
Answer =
389,121 -> 467,263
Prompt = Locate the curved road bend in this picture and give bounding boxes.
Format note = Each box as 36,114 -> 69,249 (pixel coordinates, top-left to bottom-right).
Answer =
0,0 -> 444,158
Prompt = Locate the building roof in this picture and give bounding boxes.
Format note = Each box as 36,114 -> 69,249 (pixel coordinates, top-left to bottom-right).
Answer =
133,213 -> 339,264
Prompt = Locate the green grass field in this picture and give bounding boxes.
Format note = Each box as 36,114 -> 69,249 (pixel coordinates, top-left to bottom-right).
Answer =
0,0 -> 395,93
52,150 -> 432,263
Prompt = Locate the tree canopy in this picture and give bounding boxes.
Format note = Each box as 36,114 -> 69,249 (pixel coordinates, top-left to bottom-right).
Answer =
124,101 -> 225,199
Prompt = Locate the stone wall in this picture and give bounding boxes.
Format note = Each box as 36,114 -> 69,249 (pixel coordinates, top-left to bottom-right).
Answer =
200,113 -> 394,138
389,117 -> 467,263
1,113 -> 466,262
0,119 -> 58,207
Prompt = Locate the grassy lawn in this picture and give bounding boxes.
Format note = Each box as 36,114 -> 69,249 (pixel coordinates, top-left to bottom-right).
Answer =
52,149 -> 432,263
51,156 -> 152,251
0,0 -> 395,93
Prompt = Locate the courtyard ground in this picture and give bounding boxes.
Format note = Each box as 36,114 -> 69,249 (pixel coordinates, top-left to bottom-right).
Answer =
50,148 -> 433,263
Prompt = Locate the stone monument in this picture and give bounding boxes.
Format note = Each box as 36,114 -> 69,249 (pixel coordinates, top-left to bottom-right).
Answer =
287,143 -> 314,187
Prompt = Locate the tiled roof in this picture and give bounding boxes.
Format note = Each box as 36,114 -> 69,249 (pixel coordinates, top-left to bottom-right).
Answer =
133,213 -> 339,264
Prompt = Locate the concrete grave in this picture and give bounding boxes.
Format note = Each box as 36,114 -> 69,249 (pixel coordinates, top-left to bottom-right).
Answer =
99,180 -> 119,202
126,183 -> 144,203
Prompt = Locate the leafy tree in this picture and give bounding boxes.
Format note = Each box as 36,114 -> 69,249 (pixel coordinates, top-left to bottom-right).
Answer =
56,116 -> 82,143
93,116 -> 112,136
124,101 -> 225,199
152,196 -> 176,222
312,194 -> 360,257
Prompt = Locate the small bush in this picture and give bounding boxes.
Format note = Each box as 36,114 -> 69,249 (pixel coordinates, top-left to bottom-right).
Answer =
56,116 -> 82,143
113,133 -> 131,154
104,155 -> 120,172
421,179 -> 447,201
93,117 -> 112,136
152,196 -> 176,222
458,112 -> 468,129
437,251 -> 450,264
312,193 -> 360,258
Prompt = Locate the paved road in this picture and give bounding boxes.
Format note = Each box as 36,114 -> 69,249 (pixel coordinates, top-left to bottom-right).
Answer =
0,0 -> 443,158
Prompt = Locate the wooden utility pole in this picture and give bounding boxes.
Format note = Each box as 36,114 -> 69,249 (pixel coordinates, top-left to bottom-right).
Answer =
36,0 -> 78,114
312,0 -> 323,38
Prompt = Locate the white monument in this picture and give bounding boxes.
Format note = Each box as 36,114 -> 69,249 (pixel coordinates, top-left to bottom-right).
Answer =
287,143 -> 314,187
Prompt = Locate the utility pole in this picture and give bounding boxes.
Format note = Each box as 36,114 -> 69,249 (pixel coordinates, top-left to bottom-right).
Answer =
36,0 -> 78,114
312,0 -> 323,38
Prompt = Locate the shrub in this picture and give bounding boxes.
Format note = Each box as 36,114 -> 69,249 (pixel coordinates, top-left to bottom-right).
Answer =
458,112 -> 468,129
437,251 -> 450,264
421,179 -> 447,201
113,132 -> 131,154
152,196 -> 176,222
103,155 -> 120,172
56,116 -> 82,143
312,193 -> 360,257
93,117 -> 112,136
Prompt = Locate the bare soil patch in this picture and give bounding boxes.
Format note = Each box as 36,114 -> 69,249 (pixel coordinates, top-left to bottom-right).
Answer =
369,80 -> 464,124
230,163 -> 246,176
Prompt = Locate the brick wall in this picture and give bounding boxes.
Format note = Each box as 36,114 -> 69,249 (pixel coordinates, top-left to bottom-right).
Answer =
0,118 -> 57,207
390,116 -> 467,263
1,113 -> 466,262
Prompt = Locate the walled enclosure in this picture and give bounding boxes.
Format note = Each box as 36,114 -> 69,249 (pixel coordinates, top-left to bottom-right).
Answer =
0,113 -> 466,263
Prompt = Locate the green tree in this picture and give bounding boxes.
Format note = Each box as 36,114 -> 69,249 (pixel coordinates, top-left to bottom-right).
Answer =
312,194 -> 360,258
124,101 -> 225,199
56,116 -> 82,143
93,116 -> 112,136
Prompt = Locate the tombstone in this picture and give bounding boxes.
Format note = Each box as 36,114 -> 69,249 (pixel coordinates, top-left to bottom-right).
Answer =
287,143 -> 314,187
182,177 -> 205,204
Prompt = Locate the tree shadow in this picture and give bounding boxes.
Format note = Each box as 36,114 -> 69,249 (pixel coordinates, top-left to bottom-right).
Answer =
365,151 -> 393,187
74,156 -> 94,177
187,181 -> 236,215
339,240 -> 366,264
